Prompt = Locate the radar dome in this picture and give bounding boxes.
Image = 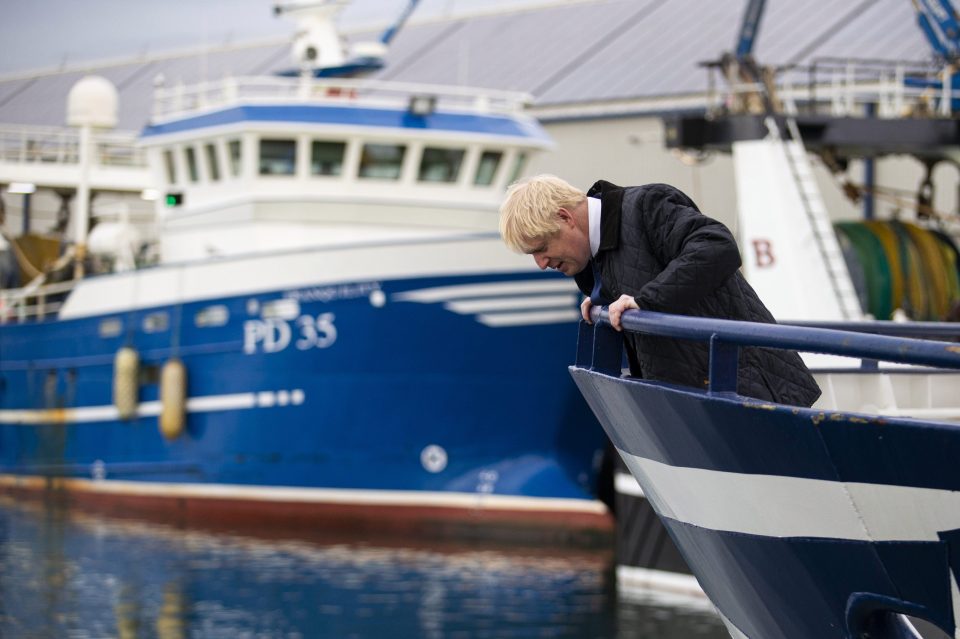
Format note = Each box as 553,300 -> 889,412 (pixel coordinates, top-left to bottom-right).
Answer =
67,75 -> 118,128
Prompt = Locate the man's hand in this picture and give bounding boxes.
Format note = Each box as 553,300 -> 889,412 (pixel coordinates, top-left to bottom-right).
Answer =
608,294 -> 639,331
580,297 -> 593,324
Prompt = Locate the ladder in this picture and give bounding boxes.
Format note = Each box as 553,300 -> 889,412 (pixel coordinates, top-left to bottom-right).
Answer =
765,111 -> 863,320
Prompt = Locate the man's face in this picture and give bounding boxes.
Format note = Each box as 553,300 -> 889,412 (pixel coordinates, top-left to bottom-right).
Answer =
527,208 -> 591,276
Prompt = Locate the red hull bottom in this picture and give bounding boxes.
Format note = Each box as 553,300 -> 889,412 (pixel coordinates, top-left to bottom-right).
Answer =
0,481 -> 614,550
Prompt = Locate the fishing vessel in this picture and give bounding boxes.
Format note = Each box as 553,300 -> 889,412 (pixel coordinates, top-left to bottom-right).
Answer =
0,2 -> 611,545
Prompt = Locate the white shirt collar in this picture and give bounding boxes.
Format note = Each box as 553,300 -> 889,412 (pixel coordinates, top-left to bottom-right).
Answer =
587,196 -> 601,257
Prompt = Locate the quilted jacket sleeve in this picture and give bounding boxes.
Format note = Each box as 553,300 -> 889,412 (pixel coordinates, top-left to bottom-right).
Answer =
634,186 -> 742,312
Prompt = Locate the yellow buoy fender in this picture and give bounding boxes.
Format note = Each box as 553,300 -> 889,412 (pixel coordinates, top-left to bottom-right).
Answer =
160,358 -> 187,440
113,347 -> 139,420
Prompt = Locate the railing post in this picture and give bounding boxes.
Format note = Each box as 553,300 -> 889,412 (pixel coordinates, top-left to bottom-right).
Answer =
941,66 -> 952,117
708,334 -> 739,394
894,64 -> 904,117
576,320 -> 623,376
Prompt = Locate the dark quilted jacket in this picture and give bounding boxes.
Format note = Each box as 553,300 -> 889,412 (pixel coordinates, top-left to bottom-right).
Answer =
574,180 -> 821,407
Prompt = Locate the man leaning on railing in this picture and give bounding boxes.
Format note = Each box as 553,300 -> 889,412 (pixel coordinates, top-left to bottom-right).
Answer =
499,174 -> 821,407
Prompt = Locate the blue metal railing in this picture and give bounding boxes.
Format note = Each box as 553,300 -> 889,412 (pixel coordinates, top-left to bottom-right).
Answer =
577,309 -> 960,395
784,320 -> 960,340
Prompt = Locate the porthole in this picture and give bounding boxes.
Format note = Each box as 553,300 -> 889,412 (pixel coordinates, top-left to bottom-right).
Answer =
195,305 -> 229,327
98,318 -> 122,338
142,312 -> 169,333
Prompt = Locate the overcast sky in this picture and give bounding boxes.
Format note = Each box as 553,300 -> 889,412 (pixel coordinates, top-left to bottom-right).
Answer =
0,0 -> 550,76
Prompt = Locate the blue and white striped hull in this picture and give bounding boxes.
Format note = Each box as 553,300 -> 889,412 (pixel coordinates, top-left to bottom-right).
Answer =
571,365 -> 960,638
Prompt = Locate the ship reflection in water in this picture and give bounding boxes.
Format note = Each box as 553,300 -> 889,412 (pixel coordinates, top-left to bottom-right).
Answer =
0,498 -> 725,638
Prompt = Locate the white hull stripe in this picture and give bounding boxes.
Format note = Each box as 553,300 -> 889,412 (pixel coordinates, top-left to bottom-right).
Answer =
444,294 -> 577,313
619,448 -> 960,542
477,309 -> 580,327
614,471 -> 645,497
0,475 -> 609,515
395,280 -> 580,327
393,279 -> 577,303
0,389 -> 304,425
616,565 -> 708,604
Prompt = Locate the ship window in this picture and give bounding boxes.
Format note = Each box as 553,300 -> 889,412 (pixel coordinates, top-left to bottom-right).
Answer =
259,139 -> 297,176
359,143 -> 406,180
205,143 -> 221,181
228,139 -> 242,177
418,147 -> 465,183
261,298 -> 300,320
474,151 -> 503,186
185,147 -> 199,183
143,312 -> 169,333
163,150 -> 177,184
310,141 -> 346,176
508,152 -> 527,184
195,305 -> 229,327
98,318 -> 122,338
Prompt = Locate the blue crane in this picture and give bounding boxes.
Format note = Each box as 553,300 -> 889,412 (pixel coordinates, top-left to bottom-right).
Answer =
909,0 -> 960,112
912,0 -> 960,62
735,0 -> 768,59
720,0 -> 773,113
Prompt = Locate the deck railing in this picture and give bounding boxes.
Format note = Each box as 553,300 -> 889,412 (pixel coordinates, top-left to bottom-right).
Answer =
0,124 -> 145,168
577,310 -> 960,394
151,76 -> 534,121
0,278 -> 76,324
704,57 -> 960,119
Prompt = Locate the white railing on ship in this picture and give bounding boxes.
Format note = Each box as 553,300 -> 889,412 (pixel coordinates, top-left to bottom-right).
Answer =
0,124 -> 146,168
152,76 -> 534,120
705,59 -> 959,119
0,279 -> 75,324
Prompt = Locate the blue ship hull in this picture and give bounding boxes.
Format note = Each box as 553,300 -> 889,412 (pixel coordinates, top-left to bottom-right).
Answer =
0,259 -> 610,545
572,312 -> 960,638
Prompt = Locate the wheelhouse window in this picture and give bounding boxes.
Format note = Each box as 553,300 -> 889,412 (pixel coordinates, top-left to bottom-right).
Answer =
418,147 -> 465,183
163,150 -> 177,184
228,139 -> 242,177
184,147 -> 199,183
474,150 -> 503,186
359,143 -> 406,180
508,152 -> 527,184
143,312 -> 169,333
310,141 -> 346,176
259,139 -> 297,176
204,143 -> 221,181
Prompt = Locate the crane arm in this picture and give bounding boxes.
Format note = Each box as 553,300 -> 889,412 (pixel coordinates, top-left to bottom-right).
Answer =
912,0 -> 960,62
735,0 -> 768,59
380,0 -> 421,45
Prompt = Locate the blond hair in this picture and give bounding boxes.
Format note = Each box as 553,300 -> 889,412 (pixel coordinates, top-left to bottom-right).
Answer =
499,174 -> 586,253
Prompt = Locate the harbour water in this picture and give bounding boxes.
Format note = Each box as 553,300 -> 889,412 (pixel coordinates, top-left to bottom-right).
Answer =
0,497 -> 726,638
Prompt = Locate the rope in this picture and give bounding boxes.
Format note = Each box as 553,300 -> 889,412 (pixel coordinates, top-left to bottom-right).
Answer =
835,179 -> 960,224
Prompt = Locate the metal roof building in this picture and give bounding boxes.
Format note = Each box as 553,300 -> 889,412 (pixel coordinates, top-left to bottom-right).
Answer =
0,0 -> 930,129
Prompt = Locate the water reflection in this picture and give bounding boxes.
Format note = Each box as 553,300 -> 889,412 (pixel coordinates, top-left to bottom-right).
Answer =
0,498 -> 726,638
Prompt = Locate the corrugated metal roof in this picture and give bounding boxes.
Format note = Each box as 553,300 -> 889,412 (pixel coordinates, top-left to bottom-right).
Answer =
0,0 -> 940,129
780,0 -> 928,64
